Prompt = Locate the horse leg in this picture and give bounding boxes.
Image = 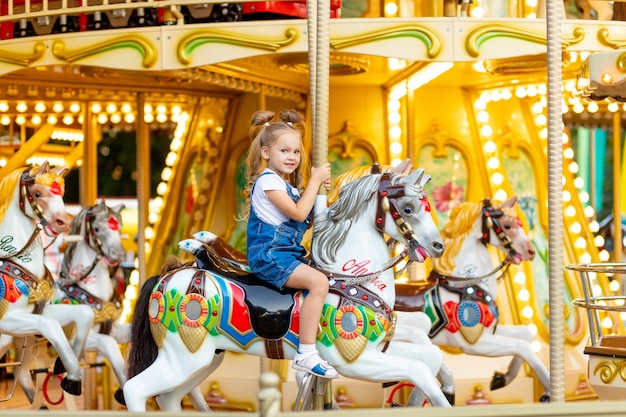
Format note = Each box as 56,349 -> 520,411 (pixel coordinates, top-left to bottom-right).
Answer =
42,304 -> 95,374
0,312 -> 83,395
336,348 -> 451,407
124,341 -> 218,412
9,337 -> 40,404
86,332 -> 127,404
392,311 -> 455,404
155,350 -> 225,412
110,322 -> 131,345
47,304 -> 94,359
461,329 -> 550,400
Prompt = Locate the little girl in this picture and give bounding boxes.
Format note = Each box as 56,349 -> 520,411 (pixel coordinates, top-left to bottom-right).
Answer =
245,109 -> 337,379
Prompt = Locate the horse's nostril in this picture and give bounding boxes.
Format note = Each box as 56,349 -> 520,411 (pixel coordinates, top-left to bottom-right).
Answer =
434,242 -> 444,251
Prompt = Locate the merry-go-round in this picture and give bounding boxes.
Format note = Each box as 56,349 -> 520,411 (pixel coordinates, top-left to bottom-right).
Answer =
1,1 -> 626,416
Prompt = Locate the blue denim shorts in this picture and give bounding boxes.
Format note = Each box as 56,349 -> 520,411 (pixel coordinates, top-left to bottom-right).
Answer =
248,224 -> 308,290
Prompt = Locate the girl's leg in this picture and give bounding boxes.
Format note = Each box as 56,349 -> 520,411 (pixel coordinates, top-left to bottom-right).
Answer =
284,264 -> 338,378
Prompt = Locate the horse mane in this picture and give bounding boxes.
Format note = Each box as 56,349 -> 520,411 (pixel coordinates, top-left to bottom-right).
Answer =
311,173 -> 385,269
432,199 -> 516,275
328,163 -> 397,205
0,168 -> 22,223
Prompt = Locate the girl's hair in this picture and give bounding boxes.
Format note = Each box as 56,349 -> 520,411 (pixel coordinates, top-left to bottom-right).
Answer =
243,109 -> 309,204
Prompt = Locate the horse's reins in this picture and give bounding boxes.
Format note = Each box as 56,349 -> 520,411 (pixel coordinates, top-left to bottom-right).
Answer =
0,167 -> 49,261
434,198 -> 517,287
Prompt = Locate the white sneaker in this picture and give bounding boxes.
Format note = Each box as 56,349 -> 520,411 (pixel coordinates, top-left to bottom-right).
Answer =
292,351 -> 339,379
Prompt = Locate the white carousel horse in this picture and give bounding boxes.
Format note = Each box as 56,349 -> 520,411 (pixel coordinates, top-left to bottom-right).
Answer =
123,167 -> 451,411
0,163 -> 91,396
180,160 -> 455,407
406,196 -> 550,402
11,200 -> 130,405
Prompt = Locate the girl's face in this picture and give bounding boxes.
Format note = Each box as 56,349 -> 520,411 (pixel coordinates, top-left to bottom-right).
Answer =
261,130 -> 302,179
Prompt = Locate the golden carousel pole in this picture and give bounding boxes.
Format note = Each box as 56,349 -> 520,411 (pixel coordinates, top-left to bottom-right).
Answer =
546,0 -> 565,403
308,0 -> 331,410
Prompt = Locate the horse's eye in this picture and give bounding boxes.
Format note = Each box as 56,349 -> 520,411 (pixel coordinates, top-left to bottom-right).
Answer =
504,224 -> 511,230
94,227 -> 100,233
403,206 -> 413,215
34,191 -> 41,198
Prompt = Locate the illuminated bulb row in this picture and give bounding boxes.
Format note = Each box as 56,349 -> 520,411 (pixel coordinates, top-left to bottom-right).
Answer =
387,98 -> 403,167
144,112 -> 190,254
0,114 -> 84,127
474,97 -> 508,202
0,101 -> 80,114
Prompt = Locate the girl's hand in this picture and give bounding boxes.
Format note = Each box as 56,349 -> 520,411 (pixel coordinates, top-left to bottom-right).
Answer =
311,162 -> 331,187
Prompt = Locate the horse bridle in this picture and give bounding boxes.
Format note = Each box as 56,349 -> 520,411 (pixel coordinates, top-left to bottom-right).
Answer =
434,198 -> 519,287
60,206 -> 110,283
321,171 -> 425,284
481,198 -> 518,259
0,167 -> 49,261
376,172 -> 427,262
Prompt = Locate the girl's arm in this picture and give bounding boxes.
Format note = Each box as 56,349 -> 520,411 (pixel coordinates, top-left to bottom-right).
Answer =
266,163 -> 331,222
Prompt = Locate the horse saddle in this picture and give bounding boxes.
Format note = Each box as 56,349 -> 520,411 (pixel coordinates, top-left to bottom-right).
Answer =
194,244 -> 298,341
393,276 -> 438,312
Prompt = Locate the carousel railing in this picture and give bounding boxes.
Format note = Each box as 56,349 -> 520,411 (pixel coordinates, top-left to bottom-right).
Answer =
567,262 -> 626,349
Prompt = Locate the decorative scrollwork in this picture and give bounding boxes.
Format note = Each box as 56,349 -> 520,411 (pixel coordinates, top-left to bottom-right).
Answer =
330,25 -> 442,59
594,359 -> 626,384
0,41 -> 45,66
52,35 -> 157,68
178,28 -> 299,65
466,24 -> 584,58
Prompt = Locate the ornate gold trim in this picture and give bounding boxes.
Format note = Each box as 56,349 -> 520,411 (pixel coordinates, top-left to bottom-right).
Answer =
52,35 -> 157,68
0,41 -> 45,66
330,25 -> 442,59
598,28 -> 626,49
177,27 -> 299,65
466,24 -> 585,58
593,359 -> 626,384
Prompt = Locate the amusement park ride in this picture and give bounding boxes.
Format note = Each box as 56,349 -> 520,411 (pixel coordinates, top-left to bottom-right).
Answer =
1,0 -> 626,414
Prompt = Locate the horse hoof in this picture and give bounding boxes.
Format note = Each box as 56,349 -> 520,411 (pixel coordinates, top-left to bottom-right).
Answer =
114,388 -> 126,405
443,392 -> 455,406
539,394 -> 550,403
490,372 -> 506,390
60,378 -> 81,396
53,357 -> 66,375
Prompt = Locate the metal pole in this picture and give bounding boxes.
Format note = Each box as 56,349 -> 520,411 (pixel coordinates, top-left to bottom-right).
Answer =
136,93 -> 149,285
546,0 -> 565,403
613,112 -> 622,262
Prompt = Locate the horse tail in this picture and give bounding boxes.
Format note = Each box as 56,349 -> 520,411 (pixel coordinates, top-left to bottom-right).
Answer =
126,274 -> 159,379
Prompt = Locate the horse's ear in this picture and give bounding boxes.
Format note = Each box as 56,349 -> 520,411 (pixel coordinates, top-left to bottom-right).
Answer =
97,199 -> 107,209
391,158 -> 413,175
401,167 -> 424,186
112,203 -> 125,213
36,160 -> 50,175
501,195 -> 518,208
52,165 -> 69,178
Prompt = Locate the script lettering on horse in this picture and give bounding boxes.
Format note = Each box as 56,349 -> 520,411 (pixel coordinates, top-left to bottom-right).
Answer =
341,259 -> 387,290
0,235 -> 34,262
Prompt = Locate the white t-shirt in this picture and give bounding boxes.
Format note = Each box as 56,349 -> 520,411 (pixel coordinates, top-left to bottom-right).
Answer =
251,169 -> 300,226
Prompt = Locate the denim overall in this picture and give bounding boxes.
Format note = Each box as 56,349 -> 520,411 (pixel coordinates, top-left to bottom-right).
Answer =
247,172 -> 310,290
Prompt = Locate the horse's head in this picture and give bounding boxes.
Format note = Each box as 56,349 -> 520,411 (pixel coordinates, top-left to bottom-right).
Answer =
481,196 -> 536,264
376,168 -> 444,262
84,200 -> 126,267
22,161 -> 71,236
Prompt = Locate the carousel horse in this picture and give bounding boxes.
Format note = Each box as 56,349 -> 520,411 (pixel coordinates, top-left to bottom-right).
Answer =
0,162 -> 91,396
397,196 -> 551,402
179,159 -> 455,407
123,167 -> 451,411
11,200 -> 130,405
